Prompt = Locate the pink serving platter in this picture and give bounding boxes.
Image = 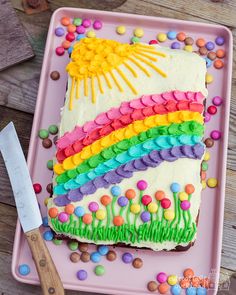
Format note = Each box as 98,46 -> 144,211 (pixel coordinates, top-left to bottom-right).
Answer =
11,7 -> 233,295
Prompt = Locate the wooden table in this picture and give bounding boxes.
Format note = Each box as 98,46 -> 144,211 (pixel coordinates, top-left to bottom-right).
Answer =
0,1 -> 235,294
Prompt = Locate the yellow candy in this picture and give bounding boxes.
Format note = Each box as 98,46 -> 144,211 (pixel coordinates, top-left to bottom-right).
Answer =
96,209 -> 106,220
168,275 -> 178,286
184,45 -> 193,52
130,203 -> 141,214
204,151 -> 211,161
178,192 -> 188,201
134,28 -> 144,38
164,209 -> 175,221
157,33 -> 167,42
207,178 -> 218,188
86,30 -> 96,38
44,197 -> 50,206
147,202 -> 158,213
202,180 -> 207,189
53,163 -> 65,175
206,73 -> 214,84
116,25 -> 126,35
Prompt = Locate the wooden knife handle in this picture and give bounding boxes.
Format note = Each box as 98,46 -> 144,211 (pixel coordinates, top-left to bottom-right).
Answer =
25,228 -> 65,295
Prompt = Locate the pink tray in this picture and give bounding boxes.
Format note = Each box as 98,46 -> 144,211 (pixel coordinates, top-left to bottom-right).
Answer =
12,8 -> 233,295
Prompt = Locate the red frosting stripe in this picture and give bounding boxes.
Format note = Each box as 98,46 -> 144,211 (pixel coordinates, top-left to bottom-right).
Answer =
56,99 -> 204,162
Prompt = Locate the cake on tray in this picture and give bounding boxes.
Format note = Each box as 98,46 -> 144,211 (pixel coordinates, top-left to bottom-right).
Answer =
47,38 -> 207,251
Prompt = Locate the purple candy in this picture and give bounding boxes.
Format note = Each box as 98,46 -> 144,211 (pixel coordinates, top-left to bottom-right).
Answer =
180,200 -> 191,210
93,20 -> 102,30
88,201 -> 99,212
212,96 -> 223,106
137,180 -> 147,190
122,252 -> 133,263
76,25 -> 86,34
58,212 -> 69,223
215,36 -> 225,46
205,41 -> 215,51
77,269 -> 88,281
171,41 -> 181,49
210,130 -> 221,140
118,196 -> 129,207
55,27 -> 65,37
156,272 -> 167,283
204,112 -> 211,123
82,19 -> 91,28
141,211 -> 151,223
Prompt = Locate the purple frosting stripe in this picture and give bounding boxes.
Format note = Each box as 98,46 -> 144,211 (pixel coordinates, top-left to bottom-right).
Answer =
53,143 -> 204,206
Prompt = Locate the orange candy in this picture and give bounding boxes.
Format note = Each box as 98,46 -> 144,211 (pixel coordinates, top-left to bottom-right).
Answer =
67,24 -> 76,33
82,213 -> 93,224
125,189 -> 136,200
65,204 -> 75,215
177,32 -> 186,42
61,17 -> 70,26
155,190 -> 165,201
180,277 -> 191,289
113,216 -> 124,226
48,207 -> 58,218
158,283 -> 169,294
214,59 -> 224,69
185,184 -> 195,195
201,171 -> 207,180
196,38 -> 205,47
216,49 -> 226,58
201,277 -> 210,288
62,40 -> 71,49
183,268 -> 195,278
191,276 -> 201,288
100,195 -> 112,206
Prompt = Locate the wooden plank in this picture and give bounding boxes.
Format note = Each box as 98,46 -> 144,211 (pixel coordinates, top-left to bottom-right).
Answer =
0,0 -> 34,71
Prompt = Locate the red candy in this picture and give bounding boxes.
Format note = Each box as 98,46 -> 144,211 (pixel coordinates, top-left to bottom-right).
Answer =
55,46 -> 65,56
33,183 -> 42,194
141,195 -> 152,206
161,198 -> 171,209
66,32 -> 75,42
149,40 -> 158,45
207,105 -> 217,115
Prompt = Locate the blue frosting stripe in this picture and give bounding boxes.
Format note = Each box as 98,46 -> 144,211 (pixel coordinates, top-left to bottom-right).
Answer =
54,135 -> 202,195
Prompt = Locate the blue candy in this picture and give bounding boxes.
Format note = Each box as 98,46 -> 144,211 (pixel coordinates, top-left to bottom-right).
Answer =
18,264 -> 30,276
187,287 -> 197,295
98,245 -> 109,256
76,34 -> 85,41
170,182 -> 181,193
68,46 -> 73,54
167,31 -> 177,40
42,216 -> 48,227
74,206 -> 85,217
43,230 -> 54,241
197,287 -> 207,295
90,252 -> 101,263
171,284 -> 182,295
204,57 -> 212,68
110,185 -> 121,197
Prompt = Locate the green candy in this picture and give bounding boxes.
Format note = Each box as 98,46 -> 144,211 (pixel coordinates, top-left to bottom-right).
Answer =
73,18 -> 82,26
68,240 -> 79,251
48,125 -> 58,135
131,36 -> 140,43
94,265 -> 105,276
201,161 -> 208,171
38,129 -> 49,139
53,239 -> 63,245
47,160 -> 53,170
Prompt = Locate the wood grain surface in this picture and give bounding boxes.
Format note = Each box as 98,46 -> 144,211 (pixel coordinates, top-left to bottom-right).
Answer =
0,0 -> 235,294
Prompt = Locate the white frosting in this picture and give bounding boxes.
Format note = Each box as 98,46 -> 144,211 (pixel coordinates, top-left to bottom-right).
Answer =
59,45 -> 207,136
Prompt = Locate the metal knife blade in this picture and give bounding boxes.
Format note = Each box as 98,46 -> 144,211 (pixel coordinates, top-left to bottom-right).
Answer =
0,122 -> 42,232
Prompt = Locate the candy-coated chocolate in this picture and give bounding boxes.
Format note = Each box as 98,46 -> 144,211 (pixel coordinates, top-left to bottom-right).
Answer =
86,30 -> 96,38
147,202 -> 158,213
171,284 -> 182,295
180,200 -> 191,210
191,276 -> 201,288
70,252 -> 80,263
93,20 -> 103,30
203,151 -> 210,161
46,183 -> 53,194
155,190 -> 165,201
68,240 -> 79,251
168,275 -> 178,286
122,252 -> 133,263
98,245 -> 109,256
48,124 -> 58,135
67,24 -> 76,33
184,45 -> 193,52
38,129 -> 49,139
179,192 -> 188,201
43,230 -> 54,241
131,203 -> 141,214
111,185 -> 121,196
61,17 -> 70,26
132,257 -> 143,268
161,198 -> 171,209
141,211 -> 151,222
212,96 -> 223,106
66,32 -> 75,42
55,27 -> 65,37
185,37 -> 194,45
44,197 -> 50,206
186,287 -> 197,295
210,130 -> 221,140
201,171 -> 207,180
156,272 -> 167,283
18,264 -> 30,276
202,180 -> 206,189
176,32 -> 186,42
207,51 -> 216,60
204,137 -> 214,147
205,41 -> 215,50
88,201 -> 99,212
196,38 -> 205,47
113,215 -> 124,226
164,209 -> 175,220
82,213 -> 93,224
141,194 -> 152,206
147,281 -> 158,292
82,19 -> 91,28
134,28 -> 144,38
76,25 -> 86,34
125,189 -> 136,200
137,180 -> 147,190
118,196 -> 129,207
171,42 -> 181,49
94,265 -> 105,276
77,269 -> 87,280
158,283 -> 169,294
185,184 -> 195,194
78,243 -> 88,252
205,73 -> 213,84
33,183 -> 42,193
149,39 -> 158,44
204,112 -> 211,123
167,31 -> 177,40
180,277 -> 191,288
207,105 -> 217,115
170,182 -> 180,193
65,204 -> 75,215
96,209 -> 106,220
58,212 -> 69,223
215,36 -> 225,46
157,33 -> 167,42
131,36 -> 140,43
207,178 -> 218,188
42,216 -> 48,227
73,18 -> 82,26
200,278 -> 210,288
196,287 -> 207,295
48,207 -> 58,218
201,161 -> 208,171
53,135 -> 58,145
199,47 -> 208,56
80,252 -> 90,262
216,49 -> 225,58
184,268 -> 195,278
62,40 -> 71,49
106,250 -> 117,261
55,46 -> 65,56
214,59 -> 224,69
116,25 -> 126,35
204,57 -> 212,68
100,195 -> 112,206
42,138 -> 52,148
53,239 -> 63,245
91,252 -> 101,263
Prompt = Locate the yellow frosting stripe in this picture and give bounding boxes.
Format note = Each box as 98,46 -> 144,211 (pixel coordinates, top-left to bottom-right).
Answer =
54,111 -> 203,174
123,61 -> 138,77
91,75 -> 96,103
102,71 -> 112,89
127,56 -> 151,77
134,49 -> 158,62
76,79 -> 80,99
84,74 -> 88,96
116,67 -> 138,95
69,77 -> 75,110
109,70 -> 123,92
96,74 -> 104,94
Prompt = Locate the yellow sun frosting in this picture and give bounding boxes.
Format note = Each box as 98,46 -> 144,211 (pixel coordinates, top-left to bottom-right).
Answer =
66,38 -> 167,109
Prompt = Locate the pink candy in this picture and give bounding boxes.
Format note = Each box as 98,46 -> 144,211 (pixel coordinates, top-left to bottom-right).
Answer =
180,200 -> 191,211
156,272 -> 167,283
212,96 -> 223,106
58,212 -> 69,223
55,46 -> 65,56
93,20 -> 103,30
210,130 -> 221,140
204,112 -> 211,123
76,25 -> 86,34
82,19 -> 91,28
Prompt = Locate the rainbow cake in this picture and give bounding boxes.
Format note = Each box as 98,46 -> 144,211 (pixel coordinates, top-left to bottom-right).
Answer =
47,38 -> 207,251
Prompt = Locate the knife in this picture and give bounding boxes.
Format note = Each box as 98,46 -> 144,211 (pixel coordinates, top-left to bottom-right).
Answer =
0,122 -> 64,295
